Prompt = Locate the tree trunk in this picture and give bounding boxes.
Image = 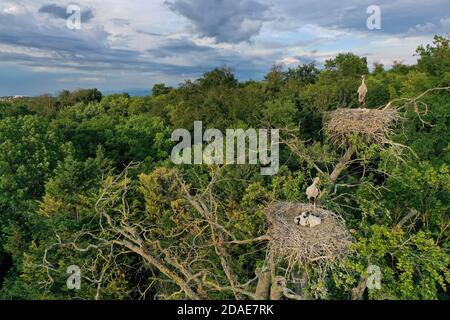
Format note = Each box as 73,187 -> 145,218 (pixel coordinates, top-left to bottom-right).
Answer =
292,270 -> 308,299
255,268 -> 271,300
270,276 -> 285,300
351,276 -> 367,300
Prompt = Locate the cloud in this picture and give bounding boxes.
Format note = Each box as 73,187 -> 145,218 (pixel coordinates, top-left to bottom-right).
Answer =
268,0 -> 450,35
147,38 -> 214,58
408,17 -> 450,35
39,3 -> 94,23
277,56 -> 300,66
440,18 -> 450,29
165,0 -> 272,43
110,18 -> 130,26
277,55 -> 319,67
1,3 -> 27,15
408,22 -> 437,34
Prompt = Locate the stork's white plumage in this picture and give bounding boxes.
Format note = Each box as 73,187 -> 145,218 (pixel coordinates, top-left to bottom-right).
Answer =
294,213 -> 309,227
308,214 -> 322,227
306,177 -> 320,209
357,75 -> 368,108
294,212 -> 322,228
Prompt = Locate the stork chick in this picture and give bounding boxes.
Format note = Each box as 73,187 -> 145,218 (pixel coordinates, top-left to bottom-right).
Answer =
306,177 -> 320,210
308,213 -> 322,228
294,212 -> 309,227
357,75 -> 368,108
294,212 -> 322,228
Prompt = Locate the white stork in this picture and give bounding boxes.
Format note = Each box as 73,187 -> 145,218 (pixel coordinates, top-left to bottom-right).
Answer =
306,177 -> 320,210
357,75 -> 368,108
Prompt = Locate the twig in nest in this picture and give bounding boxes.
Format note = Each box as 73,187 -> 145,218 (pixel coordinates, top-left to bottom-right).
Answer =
325,108 -> 400,146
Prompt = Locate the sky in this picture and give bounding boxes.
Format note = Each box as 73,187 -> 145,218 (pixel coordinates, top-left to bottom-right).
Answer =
0,0 -> 449,96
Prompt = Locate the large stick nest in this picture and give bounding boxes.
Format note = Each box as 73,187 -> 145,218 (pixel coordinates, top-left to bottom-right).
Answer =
266,202 -> 352,268
325,108 -> 400,146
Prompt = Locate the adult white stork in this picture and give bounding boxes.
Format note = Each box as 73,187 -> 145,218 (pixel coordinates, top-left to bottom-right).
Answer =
357,75 -> 368,108
306,177 -> 320,210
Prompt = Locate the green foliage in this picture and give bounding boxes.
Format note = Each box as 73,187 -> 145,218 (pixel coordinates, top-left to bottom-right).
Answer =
0,115 -> 67,214
199,67 -> 238,89
58,89 -> 103,106
263,99 -> 298,128
416,35 -> 450,78
152,83 -> 173,97
324,53 -> 369,78
349,225 -> 449,299
365,78 -> 391,108
284,63 -> 320,85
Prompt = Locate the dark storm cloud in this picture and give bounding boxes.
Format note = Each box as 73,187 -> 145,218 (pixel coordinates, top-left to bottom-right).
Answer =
147,39 -> 215,58
165,0 -> 272,43
38,3 -> 94,23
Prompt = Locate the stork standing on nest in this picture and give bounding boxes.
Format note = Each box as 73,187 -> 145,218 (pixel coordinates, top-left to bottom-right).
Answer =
357,75 -> 367,108
306,177 -> 320,210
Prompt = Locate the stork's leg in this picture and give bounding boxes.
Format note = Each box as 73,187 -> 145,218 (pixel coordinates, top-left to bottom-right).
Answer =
313,198 -> 316,210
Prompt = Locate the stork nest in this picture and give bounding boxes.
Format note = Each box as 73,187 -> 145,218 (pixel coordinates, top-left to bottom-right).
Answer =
266,202 -> 352,269
325,107 -> 400,146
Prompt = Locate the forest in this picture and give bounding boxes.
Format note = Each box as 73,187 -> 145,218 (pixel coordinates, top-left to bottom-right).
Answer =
0,35 -> 448,300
